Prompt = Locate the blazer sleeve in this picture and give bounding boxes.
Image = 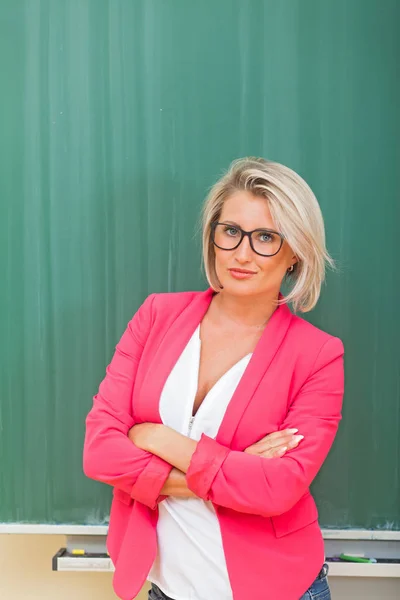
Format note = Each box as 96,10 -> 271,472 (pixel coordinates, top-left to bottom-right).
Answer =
83,293 -> 173,510
186,337 -> 344,516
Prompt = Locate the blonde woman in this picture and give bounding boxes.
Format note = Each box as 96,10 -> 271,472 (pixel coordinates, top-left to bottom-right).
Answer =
84,157 -> 344,600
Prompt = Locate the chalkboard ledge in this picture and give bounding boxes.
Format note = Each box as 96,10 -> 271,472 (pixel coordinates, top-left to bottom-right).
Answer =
0,524 -> 108,535
0,524 -> 400,540
327,562 -> 400,578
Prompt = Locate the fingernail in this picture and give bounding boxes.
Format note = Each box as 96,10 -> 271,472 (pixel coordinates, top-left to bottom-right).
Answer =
287,428 -> 298,433
293,435 -> 304,442
278,446 -> 287,455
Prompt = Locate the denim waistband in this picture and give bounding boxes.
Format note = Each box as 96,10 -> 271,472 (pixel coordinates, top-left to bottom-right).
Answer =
317,562 -> 329,579
150,563 -> 329,599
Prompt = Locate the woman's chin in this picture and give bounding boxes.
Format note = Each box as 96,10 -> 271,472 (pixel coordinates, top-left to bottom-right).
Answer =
219,278 -> 259,296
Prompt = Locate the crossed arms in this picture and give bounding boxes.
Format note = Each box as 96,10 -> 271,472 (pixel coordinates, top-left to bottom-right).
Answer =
83,295 -> 344,517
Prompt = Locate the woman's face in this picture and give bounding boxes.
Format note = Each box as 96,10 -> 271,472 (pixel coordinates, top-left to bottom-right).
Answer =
213,190 -> 297,298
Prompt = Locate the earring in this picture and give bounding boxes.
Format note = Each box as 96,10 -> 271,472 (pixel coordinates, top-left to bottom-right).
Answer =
287,265 -> 294,273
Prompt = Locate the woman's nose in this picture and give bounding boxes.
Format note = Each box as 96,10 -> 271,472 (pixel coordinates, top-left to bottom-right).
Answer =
234,235 -> 253,261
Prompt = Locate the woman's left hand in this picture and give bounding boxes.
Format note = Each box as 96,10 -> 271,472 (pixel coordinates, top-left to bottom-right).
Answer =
244,428 -> 304,458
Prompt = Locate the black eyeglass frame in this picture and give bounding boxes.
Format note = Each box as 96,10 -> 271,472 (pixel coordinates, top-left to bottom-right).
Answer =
210,221 -> 285,257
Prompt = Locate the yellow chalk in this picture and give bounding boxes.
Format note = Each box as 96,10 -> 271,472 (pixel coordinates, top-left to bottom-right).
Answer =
71,549 -> 85,555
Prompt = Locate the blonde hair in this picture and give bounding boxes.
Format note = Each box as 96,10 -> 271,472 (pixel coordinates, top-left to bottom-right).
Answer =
200,157 -> 336,313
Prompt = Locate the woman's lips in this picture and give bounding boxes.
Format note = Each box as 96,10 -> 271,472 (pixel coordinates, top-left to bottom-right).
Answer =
228,269 -> 256,280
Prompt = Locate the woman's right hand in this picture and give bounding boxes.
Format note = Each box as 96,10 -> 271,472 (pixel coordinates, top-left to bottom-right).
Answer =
243,428 -> 304,458
161,467 -> 198,499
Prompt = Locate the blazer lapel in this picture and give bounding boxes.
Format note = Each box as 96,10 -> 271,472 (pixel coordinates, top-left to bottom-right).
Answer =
216,294 -> 293,448
139,287 -> 215,423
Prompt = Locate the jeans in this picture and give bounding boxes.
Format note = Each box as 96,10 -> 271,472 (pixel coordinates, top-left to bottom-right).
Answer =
149,562 -> 331,600
299,563 -> 330,600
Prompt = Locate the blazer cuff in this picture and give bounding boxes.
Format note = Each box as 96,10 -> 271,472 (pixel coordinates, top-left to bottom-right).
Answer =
130,454 -> 173,509
186,434 -> 230,499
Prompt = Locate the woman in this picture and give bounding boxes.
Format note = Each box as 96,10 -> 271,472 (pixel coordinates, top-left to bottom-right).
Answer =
83,157 -> 344,600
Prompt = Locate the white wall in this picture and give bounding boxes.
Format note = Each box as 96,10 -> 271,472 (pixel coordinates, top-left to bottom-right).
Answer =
1,535 -> 399,599
0,535 -> 149,600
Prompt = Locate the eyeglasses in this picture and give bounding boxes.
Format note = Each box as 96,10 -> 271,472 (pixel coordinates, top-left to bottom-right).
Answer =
210,222 -> 285,257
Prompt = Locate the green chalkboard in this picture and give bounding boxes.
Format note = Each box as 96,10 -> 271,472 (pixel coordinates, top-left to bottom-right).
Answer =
1,0 -> 399,530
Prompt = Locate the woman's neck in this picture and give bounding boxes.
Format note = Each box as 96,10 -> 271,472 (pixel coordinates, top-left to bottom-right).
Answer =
211,290 -> 280,330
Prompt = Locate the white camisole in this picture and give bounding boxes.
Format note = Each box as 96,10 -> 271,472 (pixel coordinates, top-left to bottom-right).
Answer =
147,324 -> 252,600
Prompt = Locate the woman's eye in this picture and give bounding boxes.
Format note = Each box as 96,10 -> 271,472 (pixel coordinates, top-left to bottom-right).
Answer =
258,231 -> 273,243
224,227 -> 239,236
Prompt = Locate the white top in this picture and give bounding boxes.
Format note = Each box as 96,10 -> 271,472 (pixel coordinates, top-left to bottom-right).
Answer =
147,324 -> 252,600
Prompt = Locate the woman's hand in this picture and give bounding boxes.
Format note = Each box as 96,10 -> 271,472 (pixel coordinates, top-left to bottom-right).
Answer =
160,467 -> 198,499
244,428 -> 304,458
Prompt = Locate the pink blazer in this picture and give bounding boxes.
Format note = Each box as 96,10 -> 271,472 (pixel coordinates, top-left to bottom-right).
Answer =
83,287 -> 345,600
